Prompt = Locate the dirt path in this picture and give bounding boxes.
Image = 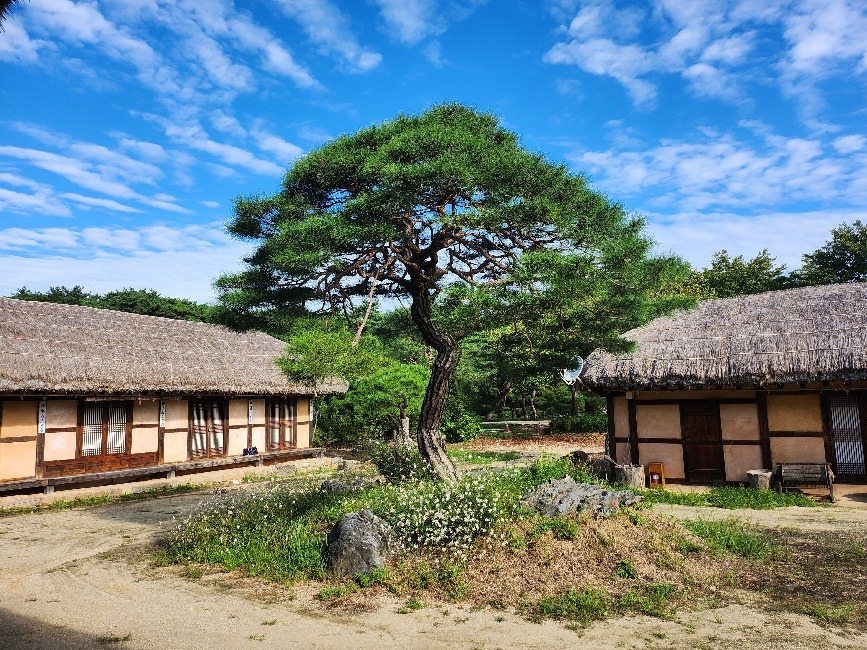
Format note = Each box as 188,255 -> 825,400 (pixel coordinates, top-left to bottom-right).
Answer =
2,486 -> 867,650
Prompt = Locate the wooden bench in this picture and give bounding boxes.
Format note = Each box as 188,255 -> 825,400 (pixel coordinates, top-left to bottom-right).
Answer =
776,462 -> 835,502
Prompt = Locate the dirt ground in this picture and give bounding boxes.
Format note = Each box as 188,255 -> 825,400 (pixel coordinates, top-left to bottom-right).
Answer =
1,437 -> 867,649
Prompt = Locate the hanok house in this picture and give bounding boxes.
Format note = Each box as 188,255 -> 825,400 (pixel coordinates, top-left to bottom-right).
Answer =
581,282 -> 867,485
0,297 -> 344,494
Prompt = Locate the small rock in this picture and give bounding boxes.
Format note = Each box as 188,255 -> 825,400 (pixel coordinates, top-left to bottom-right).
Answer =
565,450 -> 589,465
327,509 -> 395,577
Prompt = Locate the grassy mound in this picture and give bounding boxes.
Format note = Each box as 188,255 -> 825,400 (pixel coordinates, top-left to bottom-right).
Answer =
161,456 -> 769,627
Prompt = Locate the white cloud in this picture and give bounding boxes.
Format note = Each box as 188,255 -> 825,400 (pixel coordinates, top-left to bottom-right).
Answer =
210,110 -> 247,138
169,0 -> 320,89
0,224 -> 255,301
0,145 -> 145,199
0,128 -> 191,214
0,173 -> 47,192
371,0 -> 442,45
545,37 -> 657,104
542,0 -> 867,110
251,129 -> 304,163
0,187 -> 71,217
200,200 -> 221,208
571,125 -> 861,211
26,0 -> 180,97
0,18 -> 48,63
160,120 -> 283,176
272,0 -> 382,72
834,134 -> 867,154
111,135 -> 170,162
647,209 -> 866,270
59,193 -> 142,213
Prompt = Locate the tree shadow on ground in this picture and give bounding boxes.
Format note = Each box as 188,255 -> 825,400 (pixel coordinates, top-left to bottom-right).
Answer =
0,608 -> 135,650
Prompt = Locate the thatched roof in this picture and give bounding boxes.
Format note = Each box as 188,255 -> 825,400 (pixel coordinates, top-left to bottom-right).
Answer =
582,282 -> 867,390
0,297 -> 346,396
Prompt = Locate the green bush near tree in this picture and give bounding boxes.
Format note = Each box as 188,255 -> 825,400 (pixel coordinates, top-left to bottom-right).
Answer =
549,412 -> 608,434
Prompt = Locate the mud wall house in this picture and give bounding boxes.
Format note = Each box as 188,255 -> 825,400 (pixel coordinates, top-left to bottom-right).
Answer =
581,283 -> 867,485
0,298 -> 345,493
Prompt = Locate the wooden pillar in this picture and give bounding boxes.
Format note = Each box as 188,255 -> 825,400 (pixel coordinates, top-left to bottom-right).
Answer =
628,396 -> 639,465
605,395 -> 615,459
756,391 -> 772,470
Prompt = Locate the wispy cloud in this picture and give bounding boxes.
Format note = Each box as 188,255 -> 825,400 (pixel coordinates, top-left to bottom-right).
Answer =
0,187 -> 71,217
0,19 -> 48,63
371,0 -> 442,45
0,224 -> 255,301
570,123 -> 866,211
0,125 -> 191,214
251,128 -> 304,163
158,120 -> 284,176
272,0 -> 382,72
545,0 -> 867,111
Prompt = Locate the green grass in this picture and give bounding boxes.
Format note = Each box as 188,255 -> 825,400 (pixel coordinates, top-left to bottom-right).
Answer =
804,603 -> 855,624
682,518 -> 772,559
640,486 -> 820,510
447,449 -> 523,465
534,588 -> 611,625
614,559 -> 638,579
618,583 -> 678,618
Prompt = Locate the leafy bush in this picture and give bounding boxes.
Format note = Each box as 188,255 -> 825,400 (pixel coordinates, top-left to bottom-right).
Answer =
614,558 -> 638,579
442,400 -> 482,443
549,412 -> 608,434
367,441 -> 432,482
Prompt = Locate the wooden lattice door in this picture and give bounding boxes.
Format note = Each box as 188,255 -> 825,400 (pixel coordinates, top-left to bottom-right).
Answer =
681,401 -> 725,483
828,394 -> 866,476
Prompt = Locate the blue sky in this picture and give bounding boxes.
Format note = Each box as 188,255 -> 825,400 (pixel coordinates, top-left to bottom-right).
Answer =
1,0 -> 866,302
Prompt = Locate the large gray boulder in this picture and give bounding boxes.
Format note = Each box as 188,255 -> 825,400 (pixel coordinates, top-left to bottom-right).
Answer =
327,509 -> 395,577
319,476 -> 368,495
521,477 -> 643,518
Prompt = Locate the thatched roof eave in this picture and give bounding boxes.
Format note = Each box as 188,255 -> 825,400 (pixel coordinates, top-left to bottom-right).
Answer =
581,283 -> 867,392
0,298 -> 348,397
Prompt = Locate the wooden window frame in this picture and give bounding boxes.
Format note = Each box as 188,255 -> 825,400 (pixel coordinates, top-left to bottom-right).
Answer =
76,400 -> 133,460
266,398 -> 297,451
188,398 -> 229,459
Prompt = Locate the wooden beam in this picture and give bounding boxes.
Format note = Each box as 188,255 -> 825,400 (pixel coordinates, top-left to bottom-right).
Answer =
756,391 -> 772,470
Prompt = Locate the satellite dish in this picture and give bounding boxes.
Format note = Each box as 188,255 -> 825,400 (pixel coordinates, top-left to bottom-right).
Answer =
559,356 -> 584,386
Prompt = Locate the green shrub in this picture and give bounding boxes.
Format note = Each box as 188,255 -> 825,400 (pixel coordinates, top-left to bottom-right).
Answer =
804,603 -> 855,624
367,441 -> 432,482
619,582 -> 677,618
614,558 -> 638,579
442,401 -> 482,443
550,413 -> 608,434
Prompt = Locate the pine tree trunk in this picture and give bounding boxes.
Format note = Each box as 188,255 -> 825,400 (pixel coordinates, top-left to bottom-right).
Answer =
410,286 -> 459,481
570,384 -> 581,416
